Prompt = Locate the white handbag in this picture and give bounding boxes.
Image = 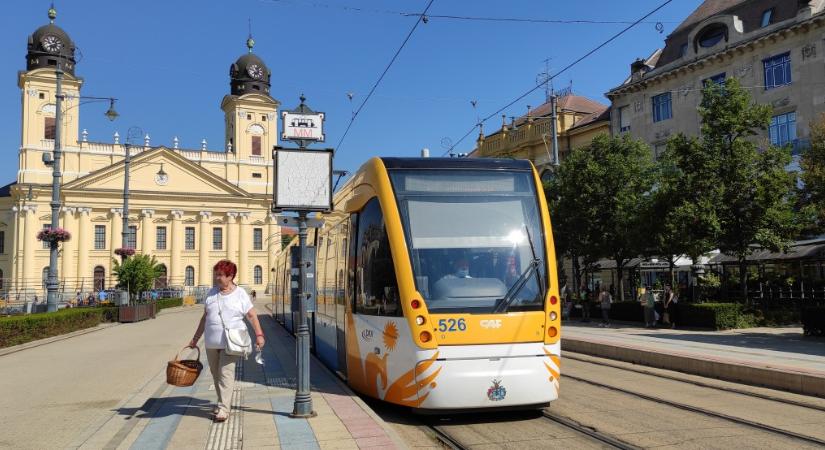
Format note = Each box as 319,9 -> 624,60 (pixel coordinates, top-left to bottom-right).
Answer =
217,295 -> 252,358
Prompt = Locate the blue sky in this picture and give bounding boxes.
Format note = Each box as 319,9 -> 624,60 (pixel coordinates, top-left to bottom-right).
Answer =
0,0 -> 700,181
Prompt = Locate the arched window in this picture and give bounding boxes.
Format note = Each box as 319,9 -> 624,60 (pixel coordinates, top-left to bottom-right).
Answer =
185,266 -> 195,286
155,264 -> 168,289
254,265 -> 263,284
42,267 -> 50,289
94,266 -> 106,291
696,24 -> 727,49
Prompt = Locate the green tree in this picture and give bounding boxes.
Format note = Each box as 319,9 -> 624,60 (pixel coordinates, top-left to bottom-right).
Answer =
654,133 -> 721,287
547,134 -> 654,301
112,254 -> 163,301
697,78 -> 801,301
799,114 -> 825,235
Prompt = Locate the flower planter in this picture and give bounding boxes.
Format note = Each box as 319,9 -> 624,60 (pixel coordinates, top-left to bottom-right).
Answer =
118,303 -> 157,323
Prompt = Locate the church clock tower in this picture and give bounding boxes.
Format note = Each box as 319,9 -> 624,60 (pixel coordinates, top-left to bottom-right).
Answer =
220,36 -> 279,162
18,6 -> 82,185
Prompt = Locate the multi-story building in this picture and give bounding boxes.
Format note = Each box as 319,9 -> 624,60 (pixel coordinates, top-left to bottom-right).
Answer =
471,93 -> 610,179
0,8 -> 284,298
607,0 -> 825,158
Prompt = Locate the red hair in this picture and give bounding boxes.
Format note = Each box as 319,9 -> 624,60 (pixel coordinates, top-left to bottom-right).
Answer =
213,260 -> 237,279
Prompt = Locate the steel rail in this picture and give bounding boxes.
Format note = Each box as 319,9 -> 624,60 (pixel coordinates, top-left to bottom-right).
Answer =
564,373 -> 825,447
565,352 -> 825,413
542,411 -> 641,450
425,424 -> 467,450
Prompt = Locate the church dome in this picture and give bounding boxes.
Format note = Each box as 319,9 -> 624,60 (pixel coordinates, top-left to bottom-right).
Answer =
26,6 -> 77,75
229,37 -> 271,96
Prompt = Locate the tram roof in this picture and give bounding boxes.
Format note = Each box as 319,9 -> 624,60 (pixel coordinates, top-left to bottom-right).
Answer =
380,157 -> 534,171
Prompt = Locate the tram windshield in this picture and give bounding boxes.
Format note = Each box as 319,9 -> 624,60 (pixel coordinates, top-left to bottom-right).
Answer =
390,169 -> 547,313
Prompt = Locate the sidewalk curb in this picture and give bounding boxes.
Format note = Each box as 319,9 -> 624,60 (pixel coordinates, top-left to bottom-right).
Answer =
562,337 -> 825,398
0,322 -> 120,357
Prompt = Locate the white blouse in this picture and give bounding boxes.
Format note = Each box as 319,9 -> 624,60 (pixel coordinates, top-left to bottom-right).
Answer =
203,286 -> 254,349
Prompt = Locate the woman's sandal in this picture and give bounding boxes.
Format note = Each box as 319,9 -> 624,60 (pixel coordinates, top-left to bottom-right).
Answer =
213,410 -> 228,422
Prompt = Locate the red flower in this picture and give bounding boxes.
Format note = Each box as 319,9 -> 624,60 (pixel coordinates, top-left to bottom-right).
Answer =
36,227 -> 71,243
114,247 -> 136,257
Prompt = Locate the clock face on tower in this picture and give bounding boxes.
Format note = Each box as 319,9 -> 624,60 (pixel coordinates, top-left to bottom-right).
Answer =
247,64 -> 264,80
41,35 -> 63,53
154,172 -> 169,186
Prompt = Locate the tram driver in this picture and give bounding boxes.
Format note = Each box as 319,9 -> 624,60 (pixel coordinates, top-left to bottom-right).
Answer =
440,258 -> 472,281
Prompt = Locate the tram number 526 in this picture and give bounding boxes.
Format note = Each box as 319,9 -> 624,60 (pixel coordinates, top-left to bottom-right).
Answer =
438,318 -> 467,332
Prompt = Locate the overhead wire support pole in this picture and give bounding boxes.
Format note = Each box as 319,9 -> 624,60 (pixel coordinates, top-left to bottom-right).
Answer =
443,0 -> 674,156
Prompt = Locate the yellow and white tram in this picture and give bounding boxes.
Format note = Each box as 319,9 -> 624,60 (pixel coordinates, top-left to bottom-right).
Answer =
272,157 -> 561,411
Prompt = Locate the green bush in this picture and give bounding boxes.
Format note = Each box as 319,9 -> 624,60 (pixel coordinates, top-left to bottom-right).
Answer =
156,298 -> 183,310
605,301 -> 644,322
676,302 -> 757,330
802,306 -> 825,336
0,307 -> 118,348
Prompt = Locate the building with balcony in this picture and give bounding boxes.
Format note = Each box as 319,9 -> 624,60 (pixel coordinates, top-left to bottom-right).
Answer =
471,94 -> 610,179
607,0 -> 825,159
0,8 -> 283,299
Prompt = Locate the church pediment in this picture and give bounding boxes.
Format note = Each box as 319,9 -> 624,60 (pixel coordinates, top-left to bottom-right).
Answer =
62,147 -> 252,198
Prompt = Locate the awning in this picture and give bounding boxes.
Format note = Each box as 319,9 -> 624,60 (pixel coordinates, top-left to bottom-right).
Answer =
708,241 -> 825,264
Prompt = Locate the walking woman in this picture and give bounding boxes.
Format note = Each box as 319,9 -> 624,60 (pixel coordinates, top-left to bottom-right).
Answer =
188,260 -> 265,422
598,285 -> 612,327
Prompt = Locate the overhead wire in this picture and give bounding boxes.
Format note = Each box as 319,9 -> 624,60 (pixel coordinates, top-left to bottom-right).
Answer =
443,0 -> 676,156
258,0 -> 678,25
334,0 -> 436,153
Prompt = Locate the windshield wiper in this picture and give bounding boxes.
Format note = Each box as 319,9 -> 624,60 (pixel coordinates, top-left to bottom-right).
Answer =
493,259 -> 539,313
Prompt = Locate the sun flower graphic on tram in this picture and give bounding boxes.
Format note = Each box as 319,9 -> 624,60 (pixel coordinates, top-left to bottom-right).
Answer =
382,322 -> 399,352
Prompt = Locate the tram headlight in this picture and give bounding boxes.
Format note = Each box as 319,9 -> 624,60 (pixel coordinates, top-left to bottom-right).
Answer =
419,331 -> 432,343
416,315 -> 426,325
547,326 -> 558,338
411,299 -> 421,309
549,311 -> 558,321
550,296 -> 558,305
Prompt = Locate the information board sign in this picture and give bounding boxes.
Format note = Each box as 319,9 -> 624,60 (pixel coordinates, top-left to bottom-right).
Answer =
274,148 -> 333,212
281,111 -> 325,142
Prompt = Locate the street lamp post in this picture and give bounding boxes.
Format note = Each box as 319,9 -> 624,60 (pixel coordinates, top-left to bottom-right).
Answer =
121,128 -> 143,255
46,68 -> 119,312
45,68 -> 65,313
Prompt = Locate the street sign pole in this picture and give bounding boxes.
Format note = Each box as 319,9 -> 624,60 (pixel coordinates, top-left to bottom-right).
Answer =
273,94 -> 330,419
292,210 -> 314,417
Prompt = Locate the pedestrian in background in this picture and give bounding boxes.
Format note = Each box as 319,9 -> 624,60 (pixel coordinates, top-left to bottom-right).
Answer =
598,285 -> 612,327
640,286 -> 655,328
579,282 -> 591,322
188,260 -> 265,423
665,285 -> 678,329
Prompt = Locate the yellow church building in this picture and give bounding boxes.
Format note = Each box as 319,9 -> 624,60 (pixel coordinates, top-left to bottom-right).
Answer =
0,9 -> 283,300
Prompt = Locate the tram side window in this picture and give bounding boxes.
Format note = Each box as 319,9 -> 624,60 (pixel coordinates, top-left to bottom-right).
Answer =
355,198 -> 401,317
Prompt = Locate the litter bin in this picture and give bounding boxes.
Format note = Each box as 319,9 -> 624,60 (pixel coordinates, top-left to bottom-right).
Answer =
119,291 -> 129,306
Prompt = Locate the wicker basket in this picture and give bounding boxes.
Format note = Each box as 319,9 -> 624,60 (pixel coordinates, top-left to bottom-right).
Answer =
167,346 -> 203,387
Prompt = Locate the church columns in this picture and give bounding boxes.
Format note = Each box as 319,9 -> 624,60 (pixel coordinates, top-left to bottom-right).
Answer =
267,213 -> 280,289
21,205 -> 37,290
226,212 -> 238,263
76,207 -> 91,288
61,207 -> 77,286
237,212 -> 250,284
170,210 -> 183,285
141,209 -> 154,254
198,211 -> 211,285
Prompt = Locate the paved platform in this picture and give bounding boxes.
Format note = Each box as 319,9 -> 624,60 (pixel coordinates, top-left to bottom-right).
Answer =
562,322 -> 825,398
71,307 -> 405,450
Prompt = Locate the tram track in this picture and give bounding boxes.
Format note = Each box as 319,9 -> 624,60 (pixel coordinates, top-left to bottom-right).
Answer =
541,410 -> 641,450
424,411 -> 640,449
565,351 -> 825,413
563,372 -> 825,447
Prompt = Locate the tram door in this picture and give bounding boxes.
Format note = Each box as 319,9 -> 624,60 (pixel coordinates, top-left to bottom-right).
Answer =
337,217 -> 354,377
